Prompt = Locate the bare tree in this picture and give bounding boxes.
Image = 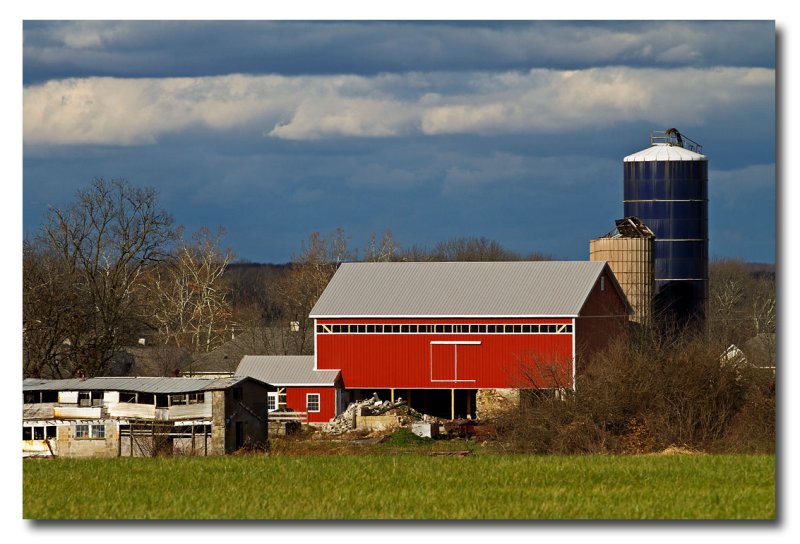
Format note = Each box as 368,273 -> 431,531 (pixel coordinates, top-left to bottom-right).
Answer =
273,229 -> 356,354
145,226 -> 234,353
363,229 -> 400,262
23,178 -> 175,378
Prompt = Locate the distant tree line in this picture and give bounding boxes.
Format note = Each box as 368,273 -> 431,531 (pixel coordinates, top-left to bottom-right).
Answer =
23,179 -> 553,378
23,178 -> 775,385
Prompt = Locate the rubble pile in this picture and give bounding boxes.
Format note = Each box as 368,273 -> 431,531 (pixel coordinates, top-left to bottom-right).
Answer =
323,393 -> 425,434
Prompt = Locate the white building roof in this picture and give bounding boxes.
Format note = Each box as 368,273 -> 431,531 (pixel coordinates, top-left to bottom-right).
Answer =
236,356 -> 340,386
624,143 -> 707,162
22,376 -> 255,394
310,261 -> 626,318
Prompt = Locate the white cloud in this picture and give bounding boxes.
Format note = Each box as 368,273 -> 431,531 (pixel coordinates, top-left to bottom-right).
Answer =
23,67 -> 774,146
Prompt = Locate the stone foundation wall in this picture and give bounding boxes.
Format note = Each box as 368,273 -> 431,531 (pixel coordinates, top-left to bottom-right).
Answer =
476,388 -> 520,421
56,421 -> 119,458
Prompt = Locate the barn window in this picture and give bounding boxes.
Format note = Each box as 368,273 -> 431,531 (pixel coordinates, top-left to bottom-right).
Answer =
74,424 -> 89,439
22,427 -> 32,440
307,394 -> 321,413
522,325 -> 531,333
392,324 -> 400,333
513,325 -> 522,333
565,324 -> 573,333
358,325 -> 366,333
47,426 -> 57,438
367,325 -> 375,333
600,276 -> 606,291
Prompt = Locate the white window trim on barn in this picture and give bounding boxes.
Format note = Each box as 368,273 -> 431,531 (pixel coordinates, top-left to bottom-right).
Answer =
306,393 -> 321,413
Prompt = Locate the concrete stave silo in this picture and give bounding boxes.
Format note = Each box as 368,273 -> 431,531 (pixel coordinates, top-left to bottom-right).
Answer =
623,129 -> 708,323
590,217 -> 655,325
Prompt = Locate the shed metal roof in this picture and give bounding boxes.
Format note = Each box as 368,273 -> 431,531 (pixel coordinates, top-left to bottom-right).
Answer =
22,376 -> 253,394
236,356 -> 340,386
624,143 -> 707,162
309,261 -> 618,318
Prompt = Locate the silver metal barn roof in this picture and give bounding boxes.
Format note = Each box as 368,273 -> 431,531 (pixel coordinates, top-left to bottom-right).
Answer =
309,261 -> 620,318
22,376 -> 255,394
236,356 -> 340,386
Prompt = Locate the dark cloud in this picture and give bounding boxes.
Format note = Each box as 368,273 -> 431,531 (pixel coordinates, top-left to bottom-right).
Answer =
22,20 -> 776,264
23,21 -> 775,85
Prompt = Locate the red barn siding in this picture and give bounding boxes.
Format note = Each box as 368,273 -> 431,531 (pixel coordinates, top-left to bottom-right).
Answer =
316,318 -> 574,389
285,387 -> 337,423
575,267 -> 630,372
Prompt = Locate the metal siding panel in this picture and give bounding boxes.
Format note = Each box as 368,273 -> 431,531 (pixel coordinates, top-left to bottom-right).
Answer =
286,387 -> 337,423
316,319 -> 574,389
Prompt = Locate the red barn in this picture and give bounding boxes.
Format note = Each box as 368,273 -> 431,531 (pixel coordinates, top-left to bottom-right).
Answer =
235,356 -> 341,424
309,261 -> 630,419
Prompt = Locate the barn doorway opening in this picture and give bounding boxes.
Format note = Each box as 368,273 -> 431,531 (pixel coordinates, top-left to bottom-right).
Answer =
346,388 -> 477,420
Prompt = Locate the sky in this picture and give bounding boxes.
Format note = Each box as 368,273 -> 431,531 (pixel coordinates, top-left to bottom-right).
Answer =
21,20 -> 776,264
5,5 -> 796,542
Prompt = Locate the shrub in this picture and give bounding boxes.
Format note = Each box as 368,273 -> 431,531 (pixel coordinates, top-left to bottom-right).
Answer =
496,329 -> 773,454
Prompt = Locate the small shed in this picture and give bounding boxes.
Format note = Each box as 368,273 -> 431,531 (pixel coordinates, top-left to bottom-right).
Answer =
236,355 -> 342,424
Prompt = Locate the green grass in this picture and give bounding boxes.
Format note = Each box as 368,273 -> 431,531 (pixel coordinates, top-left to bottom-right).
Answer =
23,454 -> 774,520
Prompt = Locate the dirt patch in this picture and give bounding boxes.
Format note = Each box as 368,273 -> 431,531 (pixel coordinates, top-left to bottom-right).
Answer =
652,445 -> 706,456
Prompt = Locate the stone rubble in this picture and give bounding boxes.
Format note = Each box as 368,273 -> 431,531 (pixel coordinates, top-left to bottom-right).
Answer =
322,393 -> 425,434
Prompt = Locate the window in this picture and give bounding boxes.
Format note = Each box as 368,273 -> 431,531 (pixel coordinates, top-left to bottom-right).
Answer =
75,424 -> 104,439
91,425 -> 105,439
23,427 -> 32,440
307,393 -> 321,413
600,276 -> 605,291
47,426 -> 57,439
310,322 -> 572,334
267,392 -> 278,412
75,424 -> 89,438
78,391 -> 92,407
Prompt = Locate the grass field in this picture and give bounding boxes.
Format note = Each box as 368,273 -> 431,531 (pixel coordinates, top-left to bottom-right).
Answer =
23,452 -> 774,520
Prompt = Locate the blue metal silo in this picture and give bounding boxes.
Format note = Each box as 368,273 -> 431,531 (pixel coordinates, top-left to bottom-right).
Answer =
623,129 -> 708,323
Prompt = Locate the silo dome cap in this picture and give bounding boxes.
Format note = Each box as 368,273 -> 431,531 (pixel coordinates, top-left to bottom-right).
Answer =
624,143 -> 707,162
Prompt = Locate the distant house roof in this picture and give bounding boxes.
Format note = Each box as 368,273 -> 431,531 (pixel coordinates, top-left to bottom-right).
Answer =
236,355 -> 340,387
309,261 -> 626,318
22,375 -> 261,394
